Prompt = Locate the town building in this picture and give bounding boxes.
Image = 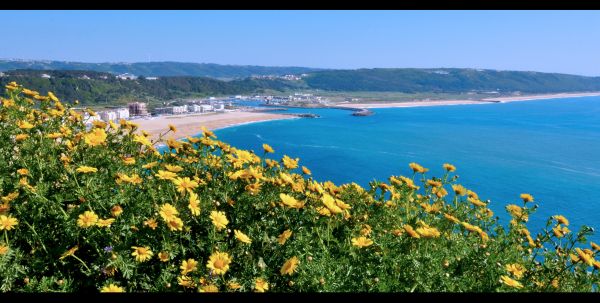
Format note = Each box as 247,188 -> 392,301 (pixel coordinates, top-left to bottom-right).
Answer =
83,113 -> 103,124
128,102 -> 149,116
116,108 -> 130,119
200,104 -> 213,112
100,111 -> 117,122
154,107 -> 173,115
213,103 -> 225,111
189,104 -> 203,113
172,105 -> 188,114
116,73 -> 137,80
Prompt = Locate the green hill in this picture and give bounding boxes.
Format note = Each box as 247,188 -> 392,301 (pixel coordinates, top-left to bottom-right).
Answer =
303,68 -> 600,93
0,70 -> 301,106
3,67 -> 600,107
0,60 -> 322,79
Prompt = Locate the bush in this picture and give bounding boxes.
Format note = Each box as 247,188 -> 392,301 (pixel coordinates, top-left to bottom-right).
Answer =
0,82 -> 599,292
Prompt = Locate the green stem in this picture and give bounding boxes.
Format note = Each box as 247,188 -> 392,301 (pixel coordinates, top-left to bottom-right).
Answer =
22,220 -> 48,254
72,254 -> 91,273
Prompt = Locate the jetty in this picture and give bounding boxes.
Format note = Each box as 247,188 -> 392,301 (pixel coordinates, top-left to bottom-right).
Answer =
351,108 -> 374,116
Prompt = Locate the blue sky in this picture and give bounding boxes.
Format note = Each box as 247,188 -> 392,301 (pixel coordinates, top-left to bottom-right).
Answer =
1,10 -> 600,76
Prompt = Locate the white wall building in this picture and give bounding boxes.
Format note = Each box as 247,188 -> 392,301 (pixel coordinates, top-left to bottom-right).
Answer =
200,105 -> 213,112
172,105 -> 188,114
154,107 -> 174,115
189,104 -> 203,113
116,73 -> 137,80
116,108 -> 130,119
83,113 -> 103,125
213,103 -> 225,111
100,111 -> 117,122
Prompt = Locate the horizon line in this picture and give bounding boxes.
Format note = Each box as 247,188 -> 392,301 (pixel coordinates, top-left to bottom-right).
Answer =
0,57 -> 598,78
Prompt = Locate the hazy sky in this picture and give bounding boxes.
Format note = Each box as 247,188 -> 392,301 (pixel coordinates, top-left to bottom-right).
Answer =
1,10 -> 600,76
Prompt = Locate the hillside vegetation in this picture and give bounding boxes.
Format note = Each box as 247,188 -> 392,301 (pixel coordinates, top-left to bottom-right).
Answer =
303,68 -> 600,93
0,70 -> 300,106
0,60 -> 322,79
3,66 -> 600,107
0,83 -> 599,292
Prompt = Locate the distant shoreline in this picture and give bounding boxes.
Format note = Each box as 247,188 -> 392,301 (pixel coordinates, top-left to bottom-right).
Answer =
135,91 -> 600,143
131,111 -> 297,141
334,91 -> 600,109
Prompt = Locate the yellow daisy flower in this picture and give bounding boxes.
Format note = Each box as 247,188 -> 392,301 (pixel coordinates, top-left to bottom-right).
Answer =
76,166 -> 98,173
172,177 -> 198,194
351,236 -> 373,248
262,143 -> 274,153
500,275 -> 523,289
83,128 -> 107,147
280,256 -> 300,275
76,211 -> 98,228
180,258 -> 198,275
206,251 -> 232,275
234,230 -> 252,244
155,170 -> 178,180
188,192 -> 200,216
278,229 -> 292,245
254,278 -> 269,292
100,283 -> 125,293
131,246 -> 153,262
282,155 -> 299,169
210,211 -> 228,231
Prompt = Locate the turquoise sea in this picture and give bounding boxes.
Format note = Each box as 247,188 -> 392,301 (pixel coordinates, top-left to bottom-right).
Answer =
215,97 -> 600,242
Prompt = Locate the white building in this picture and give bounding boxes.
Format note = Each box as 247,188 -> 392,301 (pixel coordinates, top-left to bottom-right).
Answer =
41,73 -> 52,79
116,108 -> 130,119
116,73 -> 137,80
213,103 -> 225,111
100,111 -> 117,122
189,104 -> 203,113
154,107 -> 174,115
83,113 -> 103,125
145,77 -> 158,80
200,104 -> 213,112
172,105 -> 188,114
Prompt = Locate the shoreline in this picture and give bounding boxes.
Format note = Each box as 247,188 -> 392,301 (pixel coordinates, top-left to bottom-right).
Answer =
134,91 -> 600,143
334,91 -> 600,109
131,111 -> 297,141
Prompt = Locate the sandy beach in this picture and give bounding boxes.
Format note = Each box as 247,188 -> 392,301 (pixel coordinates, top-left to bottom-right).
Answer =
335,91 -> 600,109
130,92 -> 600,141
334,100 -> 489,109
132,111 -> 297,141
483,91 -> 600,102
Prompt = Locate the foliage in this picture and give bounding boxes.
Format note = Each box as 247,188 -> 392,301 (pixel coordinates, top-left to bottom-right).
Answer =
0,60 -> 322,79
0,83 -> 599,292
0,70 -> 300,106
303,68 -> 600,93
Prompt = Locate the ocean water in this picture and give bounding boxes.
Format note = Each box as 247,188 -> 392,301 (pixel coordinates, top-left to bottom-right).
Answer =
215,97 -> 600,242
